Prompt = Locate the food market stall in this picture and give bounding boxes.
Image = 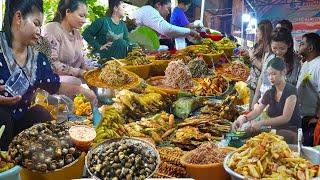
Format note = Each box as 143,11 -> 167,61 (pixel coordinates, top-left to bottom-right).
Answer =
1,2 -> 319,179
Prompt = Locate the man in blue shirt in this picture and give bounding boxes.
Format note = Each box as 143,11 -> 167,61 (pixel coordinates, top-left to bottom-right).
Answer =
170,0 -> 203,28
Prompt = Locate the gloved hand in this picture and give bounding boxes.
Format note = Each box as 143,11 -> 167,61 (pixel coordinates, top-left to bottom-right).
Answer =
193,20 -> 204,28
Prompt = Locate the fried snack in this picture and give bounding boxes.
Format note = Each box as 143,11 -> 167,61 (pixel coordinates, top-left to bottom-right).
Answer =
188,57 -> 213,78
228,132 -> 320,179
74,94 -> 92,116
0,152 -> 14,173
99,61 -> 131,86
154,147 -> 188,178
224,61 -> 248,80
125,48 -> 151,65
185,143 -> 230,164
193,75 -> 228,96
164,60 -> 194,90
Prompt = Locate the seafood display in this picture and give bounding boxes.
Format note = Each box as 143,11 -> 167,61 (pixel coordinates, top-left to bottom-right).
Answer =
74,94 -> 92,116
99,61 -> 131,86
124,48 -> 151,65
113,90 -> 167,120
154,147 -> 188,178
8,123 -> 82,172
94,106 -> 127,144
164,60 -> 194,90
185,143 -> 230,164
223,61 -> 249,81
87,138 -> 159,180
193,75 -> 228,97
228,132 -> 320,179
0,152 -> 14,173
187,57 -> 213,78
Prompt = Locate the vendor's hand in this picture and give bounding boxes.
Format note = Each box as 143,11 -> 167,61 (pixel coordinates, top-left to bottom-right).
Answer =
250,121 -> 263,132
193,20 -> 204,28
0,85 -> 21,105
189,30 -> 200,39
81,88 -> 98,106
232,115 -> 246,131
78,69 -> 86,78
100,42 -> 113,50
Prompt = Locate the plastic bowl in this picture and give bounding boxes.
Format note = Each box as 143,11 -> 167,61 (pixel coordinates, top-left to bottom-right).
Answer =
180,147 -> 236,180
20,153 -> 86,180
5,68 -> 29,97
201,50 -> 224,67
146,76 -> 186,95
150,60 -> 171,76
69,125 -> 96,151
0,165 -> 21,180
217,47 -> 235,57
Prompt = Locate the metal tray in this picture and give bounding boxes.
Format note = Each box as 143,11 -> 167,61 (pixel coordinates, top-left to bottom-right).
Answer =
223,144 -> 320,180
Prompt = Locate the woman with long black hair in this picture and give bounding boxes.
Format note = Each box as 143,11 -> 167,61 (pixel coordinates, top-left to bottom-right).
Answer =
233,58 -> 301,144
0,0 -> 96,150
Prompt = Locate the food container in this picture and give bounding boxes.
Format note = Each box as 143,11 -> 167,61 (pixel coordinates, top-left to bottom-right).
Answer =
85,137 -> 161,180
223,145 -> 320,180
146,76 -> 184,95
5,68 -> 29,96
69,125 -> 96,151
150,60 -> 171,76
0,165 -> 21,180
201,50 -> 224,67
180,147 -> 236,180
122,63 -> 152,79
20,152 -> 86,180
193,76 -> 230,100
84,68 -> 141,89
217,47 -> 235,57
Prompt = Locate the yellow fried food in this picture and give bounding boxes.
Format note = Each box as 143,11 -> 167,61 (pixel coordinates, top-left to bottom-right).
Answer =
74,94 -> 92,116
228,132 -> 320,180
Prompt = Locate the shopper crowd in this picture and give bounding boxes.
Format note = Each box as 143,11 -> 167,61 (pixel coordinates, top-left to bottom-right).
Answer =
0,0 -> 319,150
233,19 -> 320,146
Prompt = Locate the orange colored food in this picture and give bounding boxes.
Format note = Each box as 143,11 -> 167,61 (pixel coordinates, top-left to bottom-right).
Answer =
69,125 -> 96,142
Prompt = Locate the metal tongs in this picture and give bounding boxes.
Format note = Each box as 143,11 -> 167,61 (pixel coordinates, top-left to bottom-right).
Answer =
298,128 -> 303,157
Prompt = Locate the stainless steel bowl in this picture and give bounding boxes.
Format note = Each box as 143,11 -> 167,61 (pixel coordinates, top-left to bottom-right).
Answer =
223,144 -> 320,180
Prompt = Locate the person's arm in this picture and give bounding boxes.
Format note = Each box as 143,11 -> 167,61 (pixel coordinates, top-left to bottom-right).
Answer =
122,22 -> 130,45
44,34 -> 85,77
58,83 -> 97,105
83,18 -> 104,51
139,7 -> 191,38
232,103 -> 266,131
254,95 -> 297,128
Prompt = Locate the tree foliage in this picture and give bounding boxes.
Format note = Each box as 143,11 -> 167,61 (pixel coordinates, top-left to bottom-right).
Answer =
43,0 -> 107,24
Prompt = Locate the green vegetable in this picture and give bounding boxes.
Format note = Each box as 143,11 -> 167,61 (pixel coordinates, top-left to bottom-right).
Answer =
173,97 -> 204,119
